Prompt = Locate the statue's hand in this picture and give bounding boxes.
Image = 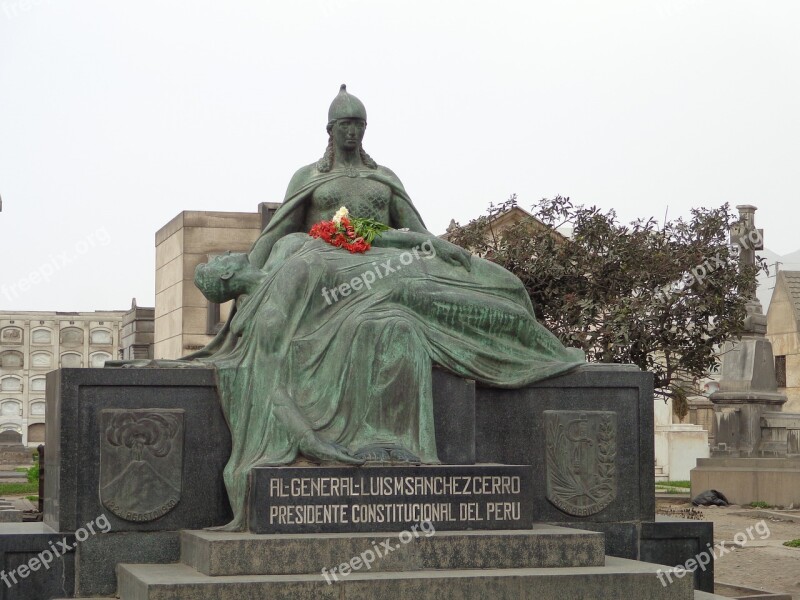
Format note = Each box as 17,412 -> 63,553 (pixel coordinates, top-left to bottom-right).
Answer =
433,239 -> 472,271
299,431 -> 364,465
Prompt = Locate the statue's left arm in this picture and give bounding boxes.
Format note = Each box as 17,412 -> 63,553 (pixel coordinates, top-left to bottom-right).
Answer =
377,167 -> 472,271
379,166 -> 427,233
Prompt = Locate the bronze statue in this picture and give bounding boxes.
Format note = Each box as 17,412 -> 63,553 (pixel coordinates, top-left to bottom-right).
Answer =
119,85 -> 585,530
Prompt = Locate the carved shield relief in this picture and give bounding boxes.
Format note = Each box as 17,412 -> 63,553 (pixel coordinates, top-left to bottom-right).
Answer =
544,410 -> 617,517
99,409 -> 184,522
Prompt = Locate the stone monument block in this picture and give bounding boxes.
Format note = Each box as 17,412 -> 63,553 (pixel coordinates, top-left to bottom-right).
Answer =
474,364 -> 655,558
43,368 -> 232,596
247,464 -> 533,534
44,368 -> 232,533
640,517 -> 714,593
0,524 -> 76,600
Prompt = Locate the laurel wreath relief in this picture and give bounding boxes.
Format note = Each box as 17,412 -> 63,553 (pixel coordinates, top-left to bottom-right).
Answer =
545,412 -> 617,516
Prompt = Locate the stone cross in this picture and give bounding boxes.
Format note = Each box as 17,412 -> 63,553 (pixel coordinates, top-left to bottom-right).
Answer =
730,205 -> 763,302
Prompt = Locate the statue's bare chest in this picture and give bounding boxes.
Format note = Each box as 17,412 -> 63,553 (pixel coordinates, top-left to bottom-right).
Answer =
308,176 -> 392,223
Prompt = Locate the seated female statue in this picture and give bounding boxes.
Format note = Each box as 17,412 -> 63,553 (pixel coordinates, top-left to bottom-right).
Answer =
158,85 -> 583,531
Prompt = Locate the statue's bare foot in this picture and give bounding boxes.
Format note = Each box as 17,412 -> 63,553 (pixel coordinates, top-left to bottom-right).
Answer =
299,432 -> 363,465
353,446 -> 391,462
388,447 -> 420,463
353,445 -> 420,463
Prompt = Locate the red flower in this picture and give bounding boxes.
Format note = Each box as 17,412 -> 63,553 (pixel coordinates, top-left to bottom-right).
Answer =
309,218 -> 372,254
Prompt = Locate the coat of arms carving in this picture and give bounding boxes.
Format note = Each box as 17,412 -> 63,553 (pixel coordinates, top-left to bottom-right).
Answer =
544,410 -> 617,517
99,409 -> 184,522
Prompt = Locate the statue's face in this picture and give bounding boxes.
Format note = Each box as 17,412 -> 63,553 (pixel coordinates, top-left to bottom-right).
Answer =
194,252 -> 250,303
331,118 -> 366,151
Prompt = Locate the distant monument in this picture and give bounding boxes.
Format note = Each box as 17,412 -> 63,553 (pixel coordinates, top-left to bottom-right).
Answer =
693,205 -> 800,507
709,205 -> 787,455
0,430 -> 31,465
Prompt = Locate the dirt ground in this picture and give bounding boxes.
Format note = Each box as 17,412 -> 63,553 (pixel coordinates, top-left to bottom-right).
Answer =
657,497 -> 800,598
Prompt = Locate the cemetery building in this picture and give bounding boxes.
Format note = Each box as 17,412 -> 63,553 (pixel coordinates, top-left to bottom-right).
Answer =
0,310 -> 126,445
766,270 -> 800,412
154,204 -> 278,358
119,299 -> 156,361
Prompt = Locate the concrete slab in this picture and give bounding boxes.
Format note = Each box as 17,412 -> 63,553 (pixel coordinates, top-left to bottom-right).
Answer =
0,509 -> 23,522
117,556 -> 696,600
691,457 -> 800,506
181,525 -> 606,576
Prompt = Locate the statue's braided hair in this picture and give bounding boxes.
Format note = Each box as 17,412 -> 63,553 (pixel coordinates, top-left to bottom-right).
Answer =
316,120 -> 377,172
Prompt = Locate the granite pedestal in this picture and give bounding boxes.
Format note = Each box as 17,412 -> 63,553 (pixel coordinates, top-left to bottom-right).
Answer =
30,364 -> 717,597
43,368 -> 231,596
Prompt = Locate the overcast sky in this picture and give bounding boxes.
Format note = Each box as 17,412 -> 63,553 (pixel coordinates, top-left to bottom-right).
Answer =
1,1 -> 798,311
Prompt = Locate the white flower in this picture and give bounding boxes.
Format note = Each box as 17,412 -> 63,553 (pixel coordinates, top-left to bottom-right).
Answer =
332,206 -> 350,226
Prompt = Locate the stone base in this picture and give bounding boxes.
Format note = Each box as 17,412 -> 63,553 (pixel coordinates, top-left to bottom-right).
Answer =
691,457 -> 800,506
181,525 -> 606,575
0,523 -> 76,600
641,517 -> 714,593
38,364 -> 715,597
61,589 -> 730,599
116,525 -> 700,600
0,509 -> 23,523
75,531 -> 181,597
117,558 -> 696,600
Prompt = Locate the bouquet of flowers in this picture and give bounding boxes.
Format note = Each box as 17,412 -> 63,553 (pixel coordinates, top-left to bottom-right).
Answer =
309,206 -> 389,253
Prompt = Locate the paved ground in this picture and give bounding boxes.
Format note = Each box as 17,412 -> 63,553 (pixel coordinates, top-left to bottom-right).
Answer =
658,497 -> 800,599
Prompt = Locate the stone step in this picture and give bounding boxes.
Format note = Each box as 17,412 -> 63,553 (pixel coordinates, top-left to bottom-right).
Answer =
180,524 -> 605,576
54,589 -> 730,600
117,556 -> 696,600
0,508 -> 23,522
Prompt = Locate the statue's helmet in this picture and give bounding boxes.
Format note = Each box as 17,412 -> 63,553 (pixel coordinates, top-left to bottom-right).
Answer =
328,84 -> 367,123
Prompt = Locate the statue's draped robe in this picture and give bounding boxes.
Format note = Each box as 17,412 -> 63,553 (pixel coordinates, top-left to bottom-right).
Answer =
197,170 -> 584,530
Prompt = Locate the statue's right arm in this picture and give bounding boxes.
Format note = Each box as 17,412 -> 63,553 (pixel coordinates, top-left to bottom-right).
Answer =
248,166 -> 313,269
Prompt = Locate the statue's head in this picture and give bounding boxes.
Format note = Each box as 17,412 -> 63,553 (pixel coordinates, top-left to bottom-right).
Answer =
328,83 -> 367,123
317,84 -> 377,172
194,252 -> 251,303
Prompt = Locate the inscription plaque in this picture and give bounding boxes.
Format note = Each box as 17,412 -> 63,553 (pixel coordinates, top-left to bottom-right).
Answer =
99,409 -> 184,522
545,410 -> 618,517
248,465 -> 533,534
